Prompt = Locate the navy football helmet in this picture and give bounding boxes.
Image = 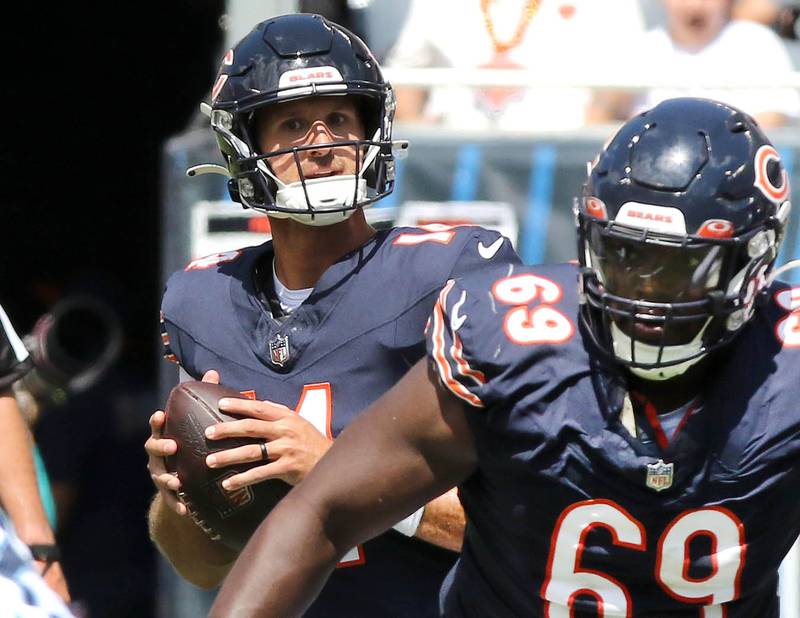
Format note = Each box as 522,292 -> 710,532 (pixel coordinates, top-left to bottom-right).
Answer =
577,98 -> 792,380
190,13 -> 403,226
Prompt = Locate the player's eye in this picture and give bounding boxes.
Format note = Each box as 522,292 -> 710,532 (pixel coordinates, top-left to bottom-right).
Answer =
327,111 -> 353,131
281,118 -> 307,134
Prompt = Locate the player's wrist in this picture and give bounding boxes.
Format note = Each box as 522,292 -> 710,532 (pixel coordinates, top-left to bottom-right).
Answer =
392,506 -> 425,537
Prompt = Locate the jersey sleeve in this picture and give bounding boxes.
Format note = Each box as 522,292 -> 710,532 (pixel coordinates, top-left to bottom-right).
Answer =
447,227 -> 522,282
426,279 -> 489,408
0,304 -> 31,389
159,272 -> 202,379
424,228 -> 521,407
426,263 -> 582,411
159,307 -> 202,379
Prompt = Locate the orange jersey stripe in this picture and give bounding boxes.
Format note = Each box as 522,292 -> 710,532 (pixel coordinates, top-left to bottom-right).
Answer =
451,334 -> 486,386
431,281 -> 484,408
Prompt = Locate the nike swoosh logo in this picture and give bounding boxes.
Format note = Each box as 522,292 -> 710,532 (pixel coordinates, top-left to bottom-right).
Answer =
478,237 -> 504,260
451,291 -> 467,331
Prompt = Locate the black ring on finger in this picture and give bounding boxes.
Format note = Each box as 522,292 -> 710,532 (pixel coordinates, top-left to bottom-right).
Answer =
259,441 -> 269,461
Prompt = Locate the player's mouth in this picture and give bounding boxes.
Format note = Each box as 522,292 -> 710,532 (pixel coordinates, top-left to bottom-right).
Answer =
305,169 -> 343,180
633,321 -> 664,343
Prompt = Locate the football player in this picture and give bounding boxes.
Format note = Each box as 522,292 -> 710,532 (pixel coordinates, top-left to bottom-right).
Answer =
145,13 -> 520,617
209,97 -> 800,617
0,303 -> 72,612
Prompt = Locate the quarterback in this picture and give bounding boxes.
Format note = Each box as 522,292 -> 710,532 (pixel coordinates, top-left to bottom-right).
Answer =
145,13 -> 520,617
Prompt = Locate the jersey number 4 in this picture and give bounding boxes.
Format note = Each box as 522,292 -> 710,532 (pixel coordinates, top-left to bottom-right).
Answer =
296,383 -> 365,568
542,499 -> 745,617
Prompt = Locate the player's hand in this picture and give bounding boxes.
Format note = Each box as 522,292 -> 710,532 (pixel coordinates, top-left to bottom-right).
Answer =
206,397 -> 333,488
145,409 -> 185,516
38,560 -> 70,604
144,370 -> 221,515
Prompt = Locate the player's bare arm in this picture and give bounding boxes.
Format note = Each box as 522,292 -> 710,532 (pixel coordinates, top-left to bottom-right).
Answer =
147,492 -> 236,589
209,391 -> 466,551
210,360 -> 477,617
414,488 -> 465,552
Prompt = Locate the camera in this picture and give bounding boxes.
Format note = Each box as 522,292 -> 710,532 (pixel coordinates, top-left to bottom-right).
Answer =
13,296 -> 122,423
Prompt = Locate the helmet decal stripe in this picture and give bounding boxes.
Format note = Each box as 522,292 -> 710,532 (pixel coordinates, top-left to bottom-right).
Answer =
211,74 -> 228,102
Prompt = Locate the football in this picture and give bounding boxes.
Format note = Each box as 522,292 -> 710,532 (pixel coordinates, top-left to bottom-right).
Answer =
163,380 -> 291,551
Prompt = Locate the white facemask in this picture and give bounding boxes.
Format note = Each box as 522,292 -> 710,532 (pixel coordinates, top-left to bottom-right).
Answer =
609,320 -> 712,381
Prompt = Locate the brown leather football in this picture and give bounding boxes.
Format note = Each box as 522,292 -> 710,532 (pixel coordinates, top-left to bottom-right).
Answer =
163,380 -> 291,551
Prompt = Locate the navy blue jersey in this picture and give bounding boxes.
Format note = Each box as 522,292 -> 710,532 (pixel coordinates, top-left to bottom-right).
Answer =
428,262 -> 800,617
161,225 -> 520,617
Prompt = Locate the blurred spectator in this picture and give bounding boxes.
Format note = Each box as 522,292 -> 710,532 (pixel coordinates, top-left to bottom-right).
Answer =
0,509 -> 74,617
33,273 -> 158,618
35,361 -> 158,618
297,0 -> 364,33
734,0 -> 800,39
298,1 -> 363,37
593,0 -> 800,128
0,303 -> 71,607
384,0 -> 645,131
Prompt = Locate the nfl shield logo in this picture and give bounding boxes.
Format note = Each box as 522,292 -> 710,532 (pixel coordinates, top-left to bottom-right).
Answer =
645,459 -> 674,492
269,334 -> 290,367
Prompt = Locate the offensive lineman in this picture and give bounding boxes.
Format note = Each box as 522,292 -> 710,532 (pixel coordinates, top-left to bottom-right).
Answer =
145,13 -> 520,617
210,98 -> 800,617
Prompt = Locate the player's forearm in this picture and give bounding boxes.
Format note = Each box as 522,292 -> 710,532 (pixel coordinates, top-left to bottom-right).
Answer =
0,394 -> 55,544
415,487 -> 465,552
148,493 -> 237,589
211,492 -> 339,618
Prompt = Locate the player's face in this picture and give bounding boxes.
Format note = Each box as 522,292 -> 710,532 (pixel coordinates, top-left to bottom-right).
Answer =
590,234 -> 725,345
663,0 -> 733,47
255,96 -> 366,185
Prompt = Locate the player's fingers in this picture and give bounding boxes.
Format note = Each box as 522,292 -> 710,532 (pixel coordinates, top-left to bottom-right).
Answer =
202,369 -> 220,384
152,471 -> 181,492
217,397 -> 292,421
149,410 -> 166,436
164,489 -> 187,516
145,435 -> 177,457
221,460 -> 290,490
205,417 -> 281,441
147,452 -> 168,475
206,441 -> 271,468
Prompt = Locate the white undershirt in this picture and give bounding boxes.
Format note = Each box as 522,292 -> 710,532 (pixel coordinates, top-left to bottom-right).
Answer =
272,260 -> 313,315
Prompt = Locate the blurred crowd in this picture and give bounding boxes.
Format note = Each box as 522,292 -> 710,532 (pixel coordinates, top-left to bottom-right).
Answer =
319,0 -> 800,130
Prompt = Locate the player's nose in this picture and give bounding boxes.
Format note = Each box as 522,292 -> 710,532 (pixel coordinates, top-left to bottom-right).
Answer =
307,121 -> 336,143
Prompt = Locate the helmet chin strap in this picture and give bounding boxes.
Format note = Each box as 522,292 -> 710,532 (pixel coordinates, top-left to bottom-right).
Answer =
610,320 -> 711,382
